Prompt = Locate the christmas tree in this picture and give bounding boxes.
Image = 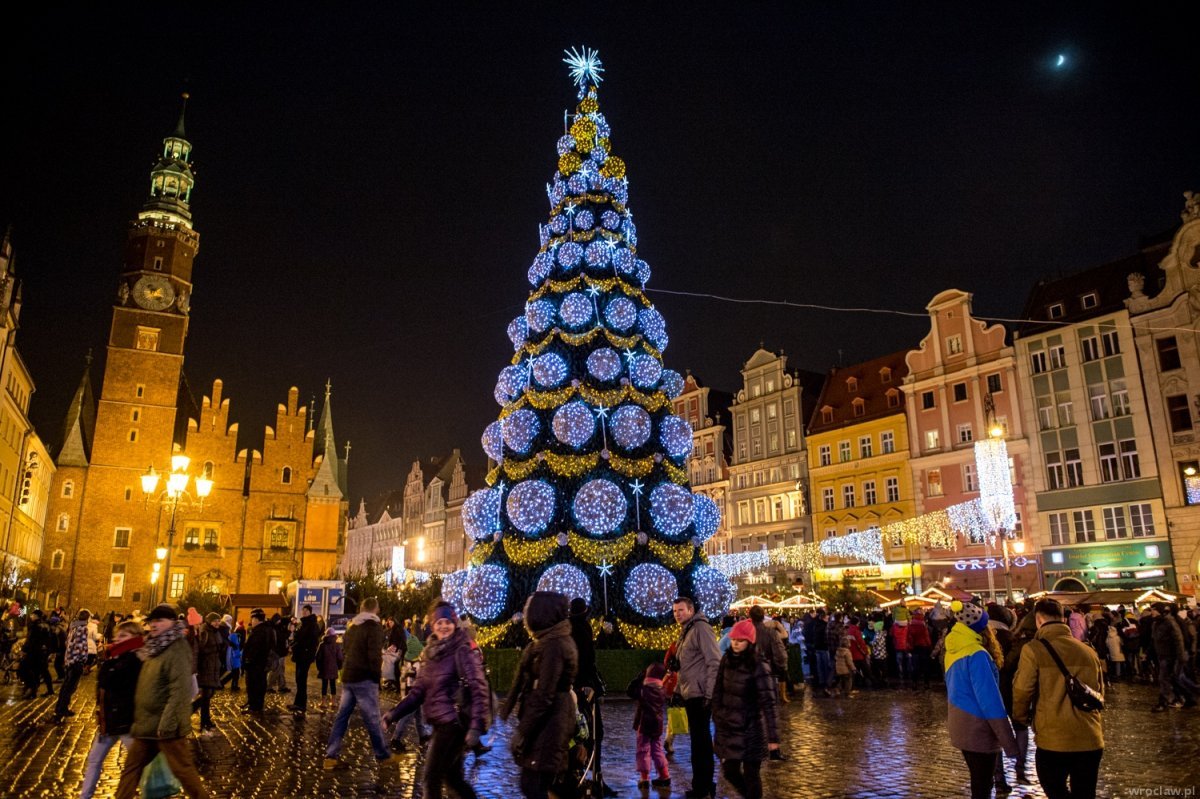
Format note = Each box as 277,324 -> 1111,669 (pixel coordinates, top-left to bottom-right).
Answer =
447,48 -> 735,648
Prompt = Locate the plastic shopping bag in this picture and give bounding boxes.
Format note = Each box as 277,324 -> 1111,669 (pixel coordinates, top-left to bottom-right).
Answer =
140,752 -> 183,799
667,705 -> 689,736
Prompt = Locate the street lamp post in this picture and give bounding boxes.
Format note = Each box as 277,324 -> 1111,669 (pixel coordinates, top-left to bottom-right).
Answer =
1002,538 -> 1026,604
142,453 -> 213,607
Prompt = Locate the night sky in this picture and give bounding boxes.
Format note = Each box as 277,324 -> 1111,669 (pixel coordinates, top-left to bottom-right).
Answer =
2,5 -> 1197,504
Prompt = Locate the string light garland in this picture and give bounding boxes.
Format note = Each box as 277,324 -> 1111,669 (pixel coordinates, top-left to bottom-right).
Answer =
473,620 -> 514,648
468,541 -> 494,567
499,382 -> 670,416
503,535 -> 559,566
648,538 -> 695,570
618,619 -> 680,650
568,529 -> 637,565
512,326 -> 660,366
975,436 -> 1016,535
819,529 -> 885,565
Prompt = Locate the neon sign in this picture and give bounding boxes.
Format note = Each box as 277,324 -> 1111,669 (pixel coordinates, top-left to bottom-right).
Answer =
954,555 -> 1030,571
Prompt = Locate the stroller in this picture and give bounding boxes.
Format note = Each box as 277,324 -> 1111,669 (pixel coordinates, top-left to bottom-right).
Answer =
555,690 -> 604,799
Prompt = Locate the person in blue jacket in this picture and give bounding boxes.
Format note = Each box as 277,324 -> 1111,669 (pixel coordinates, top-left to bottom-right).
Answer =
944,600 -> 1018,799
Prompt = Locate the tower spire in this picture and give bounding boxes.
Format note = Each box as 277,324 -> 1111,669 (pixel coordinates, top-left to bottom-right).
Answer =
140,92 -> 196,228
308,380 -> 345,500
173,91 -> 189,138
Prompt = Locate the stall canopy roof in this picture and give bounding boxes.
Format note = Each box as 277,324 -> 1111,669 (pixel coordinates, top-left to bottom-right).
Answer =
1028,588 -> 1177,608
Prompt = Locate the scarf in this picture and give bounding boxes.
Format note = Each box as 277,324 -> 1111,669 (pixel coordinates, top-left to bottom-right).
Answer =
138,620 -> 187,661
423,626 -> 463,662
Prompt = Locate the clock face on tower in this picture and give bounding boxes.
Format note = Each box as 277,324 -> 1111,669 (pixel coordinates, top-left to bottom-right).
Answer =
131,275 -> 176,311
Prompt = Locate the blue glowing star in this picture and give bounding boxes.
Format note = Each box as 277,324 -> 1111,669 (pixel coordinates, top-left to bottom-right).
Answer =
630,479 -> 644,496
564,46 -> 605,87
597,559 -> 614,578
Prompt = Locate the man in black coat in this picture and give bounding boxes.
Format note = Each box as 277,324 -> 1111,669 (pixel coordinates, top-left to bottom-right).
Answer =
288,605 -> 321,713
20,609 -> 55,698
242,608 -> 276,714
267,613 -> 291,693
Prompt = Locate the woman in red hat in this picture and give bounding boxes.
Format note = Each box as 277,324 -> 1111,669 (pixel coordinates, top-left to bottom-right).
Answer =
711,619 -> 779,799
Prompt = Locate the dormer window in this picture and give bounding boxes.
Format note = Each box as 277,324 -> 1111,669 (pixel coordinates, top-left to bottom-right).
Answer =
880,368 -> 891,384
846,377 -> 858,393
1081,293 -> 1098,310
886,389 -> 901,408
852,398 -> 866,417
1047,303 -> 1065,319
821,407 -> 834,424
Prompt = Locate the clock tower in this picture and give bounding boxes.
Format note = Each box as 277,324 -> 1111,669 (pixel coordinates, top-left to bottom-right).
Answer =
91,93 -> 198,469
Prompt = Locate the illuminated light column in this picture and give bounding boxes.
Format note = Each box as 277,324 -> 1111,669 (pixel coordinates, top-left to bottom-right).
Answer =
974,424 -> 1015,601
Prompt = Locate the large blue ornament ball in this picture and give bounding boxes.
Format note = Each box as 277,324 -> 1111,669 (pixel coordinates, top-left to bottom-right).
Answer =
552,401 -> 596,448
559,293 -> 593,329
575,209 -> 594,230
550,180 -> 566,205
567,173 -> 588,194
585,240 -> 610,267
506,479 -> 556,535
526,299 -> 555,333
594,114 -> 611,138
557,135 -> 576,156
660,370 -> 685,399
659,415 -> 694,459
537,563 -> 592,603
557,241 -> 583,269
630,354 -> 663,389
481,421 -> 504,462
462,564 -> 509,621
507,316 -> 529,350
442,569 -> 467,615
494,365 -> 527,406
691,494 -> 721,543
604,297 -> 637,331
611,405 -> 651,449
502,409 -> 540,454
635,259 -> 652,287
572,479 -> 628,536
462,489 -> 501,540
638,308 -> 667,351
625,564 -> 678,618
691,565 -> 736,618
528,253 -> 553,286
601,210 -> 621,231
586,347 -> 622,381
532,352 -> 569,387
649,483 -> 694,538
612,248 -> 634,275
549,214 -> 568,234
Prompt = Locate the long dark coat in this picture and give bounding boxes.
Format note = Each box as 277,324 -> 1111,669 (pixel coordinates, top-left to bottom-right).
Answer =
196,625 -> 226,689
501,592 -> 579,774
711,645 -> 779,763
316,633 -> 343,681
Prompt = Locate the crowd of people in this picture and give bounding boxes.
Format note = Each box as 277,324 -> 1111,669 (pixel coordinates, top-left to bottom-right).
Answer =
0,592 -> 1195,799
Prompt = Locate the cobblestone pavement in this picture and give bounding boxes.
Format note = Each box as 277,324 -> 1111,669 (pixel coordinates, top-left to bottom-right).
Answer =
0,674 -> 1195,798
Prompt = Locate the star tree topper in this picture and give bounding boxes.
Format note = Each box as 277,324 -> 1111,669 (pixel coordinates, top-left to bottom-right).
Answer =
564,46 -> 604,93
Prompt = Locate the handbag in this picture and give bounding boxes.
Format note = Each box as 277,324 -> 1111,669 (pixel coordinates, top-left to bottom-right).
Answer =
139,752 -> 183,799
1039,639 -> 1104,713
666,705 -> 689,736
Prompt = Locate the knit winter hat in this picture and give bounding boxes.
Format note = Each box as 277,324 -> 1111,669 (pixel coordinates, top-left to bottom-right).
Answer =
186,607 -> 202,626
645,662 -> 666,681
205,612 -> 221,623
430,602 -> 459,625
730,619 -> 757,643
951,600 -> 989,633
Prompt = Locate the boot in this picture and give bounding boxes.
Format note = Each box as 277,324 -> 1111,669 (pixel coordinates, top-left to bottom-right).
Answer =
778,684 -> 790,704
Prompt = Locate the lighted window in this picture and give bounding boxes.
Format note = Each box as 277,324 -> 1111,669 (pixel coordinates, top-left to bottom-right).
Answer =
1057,393 -> 1074,427
786,429 -> 797,448
1088,384 -> 1110,420
168,572 -> 185,598
1180,462 -> 1200,505
767,403 -> 778,420
885,477 -> 900,503
750,408 -> 761,424
1110,381 -> 1130,416
204,527 -> 219,547
1145,544 -> 1160,559
925,429 -> 940,451
1037,396 -> 1055,430
109,564 -> 126,599
1129,504 -> 1155,538
184,526 -> 200,546
927,469 -> 943,497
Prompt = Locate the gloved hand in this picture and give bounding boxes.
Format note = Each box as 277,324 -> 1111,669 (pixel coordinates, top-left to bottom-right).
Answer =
466,728 -> 482,748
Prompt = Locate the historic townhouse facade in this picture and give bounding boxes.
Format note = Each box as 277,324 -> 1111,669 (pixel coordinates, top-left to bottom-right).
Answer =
671,372 -> 733,558
1127,194 -> 1200,597
903,290 -> 1040,598
727,348 -> 819,592
38,101 -> 346,612
1014,249 -> 1173,593
807,351 -> 921,593
0,230 -> 56,595
341,449 -> 472,577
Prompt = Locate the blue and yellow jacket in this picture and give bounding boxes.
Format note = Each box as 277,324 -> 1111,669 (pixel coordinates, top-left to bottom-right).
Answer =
944,623 -> 1017,754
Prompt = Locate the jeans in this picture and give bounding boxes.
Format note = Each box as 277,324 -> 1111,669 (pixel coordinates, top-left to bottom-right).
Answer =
80,732 -> 131,799
1158,656 -> 1199,705
294,659 -> 313,709
896,651 -> 913,682
1035,747 -> 1103,799
961,750 -> 998,799
813,649 -> 831,688
114,736 -> 211,799
423,721 -> 477,799
684,697 -> 715,796
55,661 -> 84,716
326,680 -> 390,761
722,759 -> 762,799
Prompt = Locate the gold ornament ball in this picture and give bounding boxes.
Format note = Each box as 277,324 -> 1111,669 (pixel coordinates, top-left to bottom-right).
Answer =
579,97 -> 599,114
600,156 -> 626,179
558,152 -> 582,176
575,134 -> 594,154
570,117 -> 597,142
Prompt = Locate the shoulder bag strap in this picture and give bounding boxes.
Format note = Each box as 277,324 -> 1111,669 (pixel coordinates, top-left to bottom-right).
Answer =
1038,638 -> 1074,680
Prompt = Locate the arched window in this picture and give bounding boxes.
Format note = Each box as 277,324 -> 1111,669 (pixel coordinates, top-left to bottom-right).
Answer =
281,466 -> 292,485
62,480 -> 75,498
203,461 -> 214,479
57,513 -> 69,532
51,550 -> 65,569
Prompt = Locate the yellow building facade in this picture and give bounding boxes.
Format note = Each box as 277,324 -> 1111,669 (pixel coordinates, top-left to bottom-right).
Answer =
807,351 -> 921,592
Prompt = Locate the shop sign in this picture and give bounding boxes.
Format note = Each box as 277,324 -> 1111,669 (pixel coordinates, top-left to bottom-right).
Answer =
1097,568 -> 1166,581
844,566 -> 882,578
955,555 -> 1030,571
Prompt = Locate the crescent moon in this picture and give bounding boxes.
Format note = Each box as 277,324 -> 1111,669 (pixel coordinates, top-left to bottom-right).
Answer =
1056,54 -> 1065,67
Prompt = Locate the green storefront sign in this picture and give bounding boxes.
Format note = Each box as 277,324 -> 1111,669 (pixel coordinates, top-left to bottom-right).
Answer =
1044,540 -> 1175,589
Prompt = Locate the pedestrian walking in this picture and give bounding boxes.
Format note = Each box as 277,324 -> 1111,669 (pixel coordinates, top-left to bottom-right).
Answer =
869,618 -> 888,687
748,606 -> 789,708
241,609 -> 274,714
112,604 -> 211,799
80,620 -> 144,799
1001,603 -> 1038,785
944,601 -> 1017,799
323,596 -> 392,770
1150,603 -> 1199,711
54,609 -> 92,722
288,604 -> 320,713
499,591 -> 579,799
266,613 -> 290,693
383,601 -> 489,799
569,597 -> 615,795
193,613 -> 225,733
892,615 -> 912,687
671,595 -> 721,799
1012,598 -> 1105,799
631,661 -> 671,790
908,610 -> 933,689
807,610 -> 831,695
711,619 -> 778,799
316,626 -> 343,709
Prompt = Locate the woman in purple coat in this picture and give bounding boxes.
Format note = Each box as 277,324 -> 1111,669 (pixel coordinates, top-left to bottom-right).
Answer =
384,601 -> 490,799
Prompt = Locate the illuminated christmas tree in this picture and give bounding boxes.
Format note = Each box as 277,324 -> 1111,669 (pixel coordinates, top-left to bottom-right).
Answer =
447,48 -> 734,649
